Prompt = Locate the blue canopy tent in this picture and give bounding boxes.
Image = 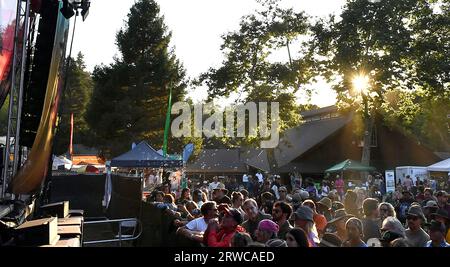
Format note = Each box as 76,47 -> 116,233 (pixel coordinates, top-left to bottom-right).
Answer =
110,141 -> 182,168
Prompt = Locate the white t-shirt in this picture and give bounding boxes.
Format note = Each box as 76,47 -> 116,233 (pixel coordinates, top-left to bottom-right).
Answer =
321,185 -> 330,197
208,181 -> 220,192
148,175 -> 157,185
186,217 -> 208,232
242,174 -> 249,183
256,173 -> 263,183
271,185 -> 280,200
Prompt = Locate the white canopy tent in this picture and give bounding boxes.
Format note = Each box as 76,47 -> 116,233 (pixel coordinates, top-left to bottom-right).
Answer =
52,155 -> 72,171
427,158 -> 450,172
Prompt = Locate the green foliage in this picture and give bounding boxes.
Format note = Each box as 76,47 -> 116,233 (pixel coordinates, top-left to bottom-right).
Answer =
196,0 -> 316,148
85,0 -> 187,157
0,97 -> 8,136
311,0 -> 449,149
382,89 -> 450,151
53,52 -> 93,155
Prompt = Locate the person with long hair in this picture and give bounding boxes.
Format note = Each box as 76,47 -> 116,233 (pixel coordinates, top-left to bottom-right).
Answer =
293,206 -> 319,247
176,188 -> 191,205
231,191 -> 246,218
285,228 -> 309,247
378,202 -> 396,222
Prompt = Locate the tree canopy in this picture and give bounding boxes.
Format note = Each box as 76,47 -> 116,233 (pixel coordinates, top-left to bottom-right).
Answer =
85,0 -> 187,157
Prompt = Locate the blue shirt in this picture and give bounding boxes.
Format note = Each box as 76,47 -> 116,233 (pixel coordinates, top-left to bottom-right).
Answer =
425,240 -> 450,247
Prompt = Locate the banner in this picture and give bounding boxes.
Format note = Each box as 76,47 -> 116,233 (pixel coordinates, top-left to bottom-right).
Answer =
182,143 -> 194,163
12,2 -> 69,194
0,0 -> 18,105
385,170 -> 395,193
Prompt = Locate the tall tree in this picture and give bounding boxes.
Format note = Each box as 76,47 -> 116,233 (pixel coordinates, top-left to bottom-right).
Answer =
310,0 -> 449,165
53,52 -> 93,155
197,0 -> 314,149
86,0 -> 186,157
0,97 -> 8,136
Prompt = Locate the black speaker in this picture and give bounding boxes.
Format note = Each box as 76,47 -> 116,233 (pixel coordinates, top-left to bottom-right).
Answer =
20,0 -> 60,147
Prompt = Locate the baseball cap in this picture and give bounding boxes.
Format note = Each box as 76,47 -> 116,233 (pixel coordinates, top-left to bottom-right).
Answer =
223,207 -> 243,225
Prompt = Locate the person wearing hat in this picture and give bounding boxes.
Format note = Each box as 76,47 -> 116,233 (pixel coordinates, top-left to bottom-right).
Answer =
289,193 -> 303,211
405,205 -> 430,247
208,176 -> 221,195
293,206 -> 319,247
423,200 -> 439,222
255,219 -> 279,244
436,191 -> 450,216
379,216 -> 405,247
302,200 -> 327,237
326,208 -> 354,241
212,183 -> 232,205
272,201 -> 293,240
425,221 -> 450,247
319,233 -> 343,247
342,217 -> 368,247
316,197 -> 333,221
205,207 -> 246,247
265,238 -> 288,247
242,199 -> 272,241
430,208 -> 450,243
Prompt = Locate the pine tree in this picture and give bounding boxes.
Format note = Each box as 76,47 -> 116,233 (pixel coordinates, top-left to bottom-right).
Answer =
53,52 -> 93,155
86,0 -> 186,157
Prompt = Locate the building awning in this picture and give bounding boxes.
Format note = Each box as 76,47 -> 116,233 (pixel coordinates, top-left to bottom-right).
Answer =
325,159 -> 376,173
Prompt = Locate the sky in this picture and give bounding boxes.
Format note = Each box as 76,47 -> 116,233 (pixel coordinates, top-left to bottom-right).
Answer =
71,0 -> 347,107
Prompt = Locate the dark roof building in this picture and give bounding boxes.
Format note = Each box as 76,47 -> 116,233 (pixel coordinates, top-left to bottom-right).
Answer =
186,148 -> 247,174
187,106 -> 444,178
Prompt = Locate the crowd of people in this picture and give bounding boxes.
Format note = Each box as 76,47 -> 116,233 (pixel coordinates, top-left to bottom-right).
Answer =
146,172 -> 450,247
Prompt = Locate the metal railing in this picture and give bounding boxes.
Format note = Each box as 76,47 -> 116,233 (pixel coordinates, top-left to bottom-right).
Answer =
83,218 -> 142,247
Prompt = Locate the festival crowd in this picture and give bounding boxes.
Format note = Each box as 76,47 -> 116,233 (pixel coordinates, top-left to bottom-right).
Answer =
146,172 -> 450,247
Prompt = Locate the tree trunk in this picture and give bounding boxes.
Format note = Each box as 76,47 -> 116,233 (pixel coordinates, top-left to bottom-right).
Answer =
361,113 -> 375,179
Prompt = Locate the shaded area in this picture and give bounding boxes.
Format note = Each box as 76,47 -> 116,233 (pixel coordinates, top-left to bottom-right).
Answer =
49,174 -> 105,217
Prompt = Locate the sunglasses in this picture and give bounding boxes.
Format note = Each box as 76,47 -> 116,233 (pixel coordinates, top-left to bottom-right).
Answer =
380,208 -> 389,212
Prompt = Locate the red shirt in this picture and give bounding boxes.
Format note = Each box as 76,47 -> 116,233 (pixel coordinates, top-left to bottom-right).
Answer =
313,214 -> 328,232
207,225 -> 246,247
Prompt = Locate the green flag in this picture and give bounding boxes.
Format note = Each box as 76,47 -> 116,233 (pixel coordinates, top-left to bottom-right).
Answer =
163,86 -> 173,157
